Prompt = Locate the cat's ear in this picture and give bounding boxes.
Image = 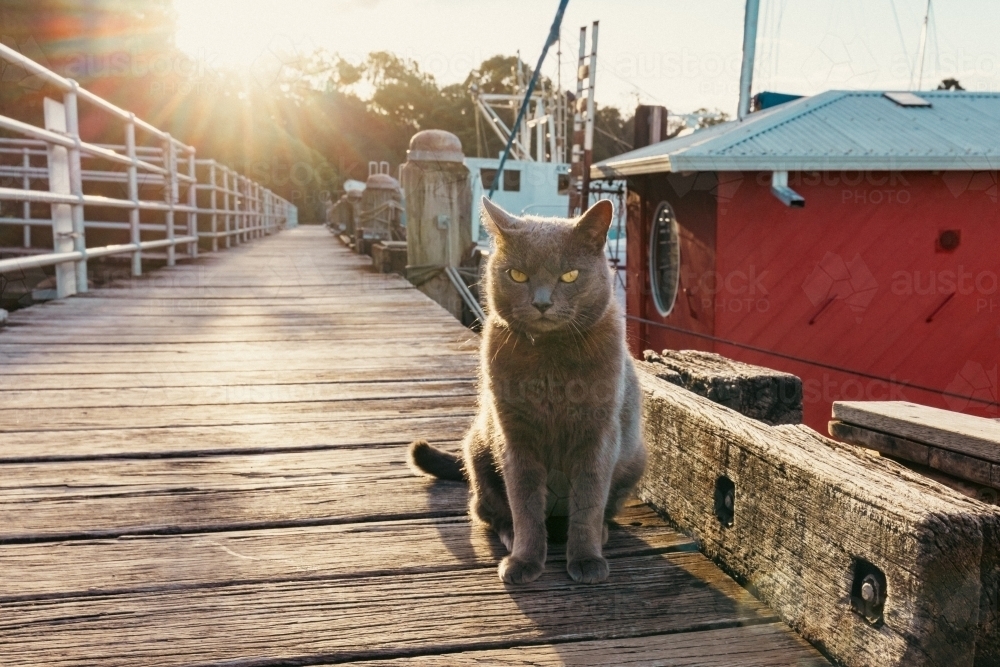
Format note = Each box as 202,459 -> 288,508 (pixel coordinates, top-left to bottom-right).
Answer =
574,199 -> 614,251
480,196 -> 521,240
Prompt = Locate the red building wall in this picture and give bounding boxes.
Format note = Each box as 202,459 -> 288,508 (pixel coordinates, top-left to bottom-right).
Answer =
626,169 -> 1000,432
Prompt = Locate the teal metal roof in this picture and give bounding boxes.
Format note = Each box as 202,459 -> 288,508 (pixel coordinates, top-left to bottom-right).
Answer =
592,90 -> 1000,176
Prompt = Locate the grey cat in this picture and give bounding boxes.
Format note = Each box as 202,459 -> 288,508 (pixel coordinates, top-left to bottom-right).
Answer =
409,197 -> 646,584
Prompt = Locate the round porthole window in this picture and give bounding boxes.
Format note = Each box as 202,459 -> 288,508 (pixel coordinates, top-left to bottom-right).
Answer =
649,202 -> 680,316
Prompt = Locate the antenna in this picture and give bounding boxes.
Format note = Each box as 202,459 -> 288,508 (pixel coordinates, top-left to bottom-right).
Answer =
913,0 -> 932,90
569,21 -> 599,215
737,0 -> 761,120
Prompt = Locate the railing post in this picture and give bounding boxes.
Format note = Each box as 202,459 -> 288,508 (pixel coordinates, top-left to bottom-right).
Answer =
254,182 -> 261,238
162,135 -> 176,265
21,147 -> 31,247
239,175 -> 250,243
125,113 -> 141,276
239,175 -> 247,243
265,190 -> 272,234
223,167 -> 231,249
64,81 -> 87,293
209,161 -> 218,252
187,147 -> 197,258
42,97 -> 76,298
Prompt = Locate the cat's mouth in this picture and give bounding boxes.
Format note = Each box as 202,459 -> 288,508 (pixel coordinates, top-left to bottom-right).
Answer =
521,312 -> 568,333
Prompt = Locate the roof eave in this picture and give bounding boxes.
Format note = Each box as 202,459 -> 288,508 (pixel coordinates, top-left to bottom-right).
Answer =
590,154 -> 1000,178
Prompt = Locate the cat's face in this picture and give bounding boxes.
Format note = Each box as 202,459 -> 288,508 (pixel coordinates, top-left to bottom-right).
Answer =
482,197 -> 614,335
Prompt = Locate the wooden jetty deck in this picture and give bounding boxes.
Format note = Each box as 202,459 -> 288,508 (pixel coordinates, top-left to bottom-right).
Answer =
0,227 -> 829,666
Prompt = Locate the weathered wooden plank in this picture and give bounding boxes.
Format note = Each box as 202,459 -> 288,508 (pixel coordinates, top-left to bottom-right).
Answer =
831,421 -> 1000,505
0,394 -> 474,432
0,364 -> 476,390
0,551 -> 778,667
0,355 -> 476,377
831,419 -> 998,490
0,446 -> 469,542
0,378 -> 475,410
638,369 -> 1000,667
1,318 -> 458,334
640,349 -> 802,425
0,417 -> 469,462
0,336 -> 476,358
833,401 -> 1000,464
0,330 -> 472,345
9,294 -> 446,313
348,623 -> 829,667
0,503 -> 689,601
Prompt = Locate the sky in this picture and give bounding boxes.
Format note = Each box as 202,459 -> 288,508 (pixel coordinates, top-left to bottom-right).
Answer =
174,0 -> 1000,117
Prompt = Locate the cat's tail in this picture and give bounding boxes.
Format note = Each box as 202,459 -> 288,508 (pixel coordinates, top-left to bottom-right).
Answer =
407,440 -> 465,482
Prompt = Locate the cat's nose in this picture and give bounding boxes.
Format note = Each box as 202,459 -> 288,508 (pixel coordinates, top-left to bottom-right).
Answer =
532,287 -> 553,313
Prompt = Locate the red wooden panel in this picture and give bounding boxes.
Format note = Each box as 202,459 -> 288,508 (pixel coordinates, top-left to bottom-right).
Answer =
628,169 -> 999,432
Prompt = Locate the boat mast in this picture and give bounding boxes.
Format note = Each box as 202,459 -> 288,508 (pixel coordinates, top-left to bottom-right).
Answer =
737,0 -> 761,120
914,0 -> 932,90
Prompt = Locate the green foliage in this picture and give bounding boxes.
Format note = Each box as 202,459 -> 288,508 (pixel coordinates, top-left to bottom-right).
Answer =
0,2 -> 639,222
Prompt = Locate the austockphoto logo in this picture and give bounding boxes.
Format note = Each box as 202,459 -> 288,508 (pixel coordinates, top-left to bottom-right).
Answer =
800,33 -> 878,89
242,160 -> 337,188
942,171 -> 998,202
61,48 -> 214,80
755,170 -> 913,205
249,35 -> 315,89
0,36 -> 51,89
610,49 -> 743,82
694,266 -> 770,314
890,268 -> 998,297
803,373 -> 908,404
802,252 -> 878,323
944,361 -> 998,414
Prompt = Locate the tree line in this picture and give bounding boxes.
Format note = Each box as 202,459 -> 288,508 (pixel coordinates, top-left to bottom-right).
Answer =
0,0 -> 646,221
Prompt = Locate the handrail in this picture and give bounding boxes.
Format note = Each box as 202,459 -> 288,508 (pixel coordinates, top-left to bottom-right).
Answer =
0,43 -> 297,298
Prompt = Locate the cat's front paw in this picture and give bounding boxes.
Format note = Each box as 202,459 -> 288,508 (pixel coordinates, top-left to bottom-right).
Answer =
498,556 -> 544,584
496,527 -> 514,552
567,556 -> 609,583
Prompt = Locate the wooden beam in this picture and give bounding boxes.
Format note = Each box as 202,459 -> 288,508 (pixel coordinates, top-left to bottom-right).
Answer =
638,369 -> 1000,667
640,349 -> 802,424
833,401 -> 1000,465
831,420 -> 1000,493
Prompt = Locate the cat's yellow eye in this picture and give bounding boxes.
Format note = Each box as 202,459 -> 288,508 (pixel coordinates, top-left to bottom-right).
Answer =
508,269 -> 529,283
560,270 -> 579,283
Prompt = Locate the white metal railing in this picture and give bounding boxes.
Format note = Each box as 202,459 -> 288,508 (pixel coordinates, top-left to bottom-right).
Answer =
0,42 -> 297,299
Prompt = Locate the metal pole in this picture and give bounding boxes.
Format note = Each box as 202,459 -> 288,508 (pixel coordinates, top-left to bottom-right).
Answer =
187,148 -> 197,257
42,97 -> 76,298
253,182 -> 260,238
235,174 -> 243,244
915,0 -> 932,90
209,161 -> 218,252
125,114 -> 141,276
570,25 -> 586,215
223,168 -> 231,248
487,0 -> 570,199
238,176 -> 245,243
21,147 -> 30,247
737,0 -> 761,120
161,136 -> 176,265
581,20 -> 599,211
64,82 -> 88,292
